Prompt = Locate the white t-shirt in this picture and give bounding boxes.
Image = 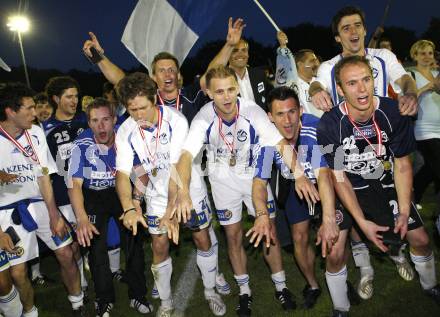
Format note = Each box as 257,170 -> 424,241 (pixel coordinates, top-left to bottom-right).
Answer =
116,106 -> 189,200
183,97 -> 283,175
295,77 -> 324,118
313,48 -> 407,105
237,69 -> 256,102
0,124 -> 57,206
413,69 -> 440,140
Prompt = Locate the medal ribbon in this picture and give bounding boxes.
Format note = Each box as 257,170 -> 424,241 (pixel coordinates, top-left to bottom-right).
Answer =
216,103 -> 240,157
0,125 -> 41,165
343,102 -> 383,157
138,107 -> 162,167
157,90 -> 181,112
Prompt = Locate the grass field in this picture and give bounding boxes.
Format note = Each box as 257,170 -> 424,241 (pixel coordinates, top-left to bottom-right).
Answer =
34,188 -> 440,317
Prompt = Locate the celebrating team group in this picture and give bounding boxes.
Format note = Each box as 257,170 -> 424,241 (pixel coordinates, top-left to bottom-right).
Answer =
1,5 -> 439,317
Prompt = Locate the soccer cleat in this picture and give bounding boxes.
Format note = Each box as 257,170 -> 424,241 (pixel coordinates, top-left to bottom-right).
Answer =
215,273 -> 231,295
95,302 -> 113,317
424,284 -> 440,305
151,284 -> 160,299
112,269 -> 125,282
357,275 -> 373,300
130,297 -> 154,314
395,259 -> 415,281
31,274 -> 54,286
72,305 -> 86,317
156,305 -> 173,317
332,309 -> 349,317
275,288 -> 296,311
236,294 -> 252,317
302,285 -> 321,309
205,293 -> 226,316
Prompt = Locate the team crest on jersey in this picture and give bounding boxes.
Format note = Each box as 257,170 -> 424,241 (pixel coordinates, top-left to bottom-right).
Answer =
23,145 -> 35,157
353,125 -> 376,140
237,129 -> 248,142
335,209 -> 344,225
381,130 -> 389,142
77,128 -> 84,136
372,67 -> 379,79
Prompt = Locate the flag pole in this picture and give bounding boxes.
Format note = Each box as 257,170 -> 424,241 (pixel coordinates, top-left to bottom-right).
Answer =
252,0 -> 281,32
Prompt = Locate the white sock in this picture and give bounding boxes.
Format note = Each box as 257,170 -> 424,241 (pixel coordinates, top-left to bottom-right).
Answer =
22,305 -> 38,317
151,257 -> 173,308
108,248 -> 121,273
351,241 -> 374,278
67,292 -> 84,310
0,285 -> 23,317
271,271 -> 287,292
77,257 -> 88,288
234,274 -> 251,296
208,226 -> 220,275
326,266 -> 350,312
197,247 -> 217,297
31,261 -> 42,280
410,252 -> 437,290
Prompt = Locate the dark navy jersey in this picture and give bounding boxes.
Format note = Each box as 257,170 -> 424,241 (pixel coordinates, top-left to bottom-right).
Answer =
68,128 -> 117,191
43,112 -> 88,206
317,96 -> 416,190
255,113 -> 327,183
156,82 -> 208,124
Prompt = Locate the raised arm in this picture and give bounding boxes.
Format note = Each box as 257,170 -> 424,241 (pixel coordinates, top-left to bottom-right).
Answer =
83,32 -> 126,85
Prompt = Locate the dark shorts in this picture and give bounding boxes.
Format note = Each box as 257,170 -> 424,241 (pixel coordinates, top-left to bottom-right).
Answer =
356,185 -> 424,232
285,186 -> 352,231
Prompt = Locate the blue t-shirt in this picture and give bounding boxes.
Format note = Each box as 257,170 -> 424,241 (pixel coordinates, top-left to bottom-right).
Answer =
68,127 -> 117,190
317,96 -> 416,190
255,113 -> 327,183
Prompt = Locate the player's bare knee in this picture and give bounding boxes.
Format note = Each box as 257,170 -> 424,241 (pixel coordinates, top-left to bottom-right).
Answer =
409,230 -> 431,254
10,265 -> 28,286
54,245 -> 74,264
192,231 -> 211,251
0,273 -> 12,296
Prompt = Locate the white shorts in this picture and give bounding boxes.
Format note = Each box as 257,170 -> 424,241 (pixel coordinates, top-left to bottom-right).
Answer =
0,206 -> 39,266
209,171 -> 275,226
144,189 -> 212,235
30,201 -> 73,251
58,204 -> 78,230
0,250 -> 10,272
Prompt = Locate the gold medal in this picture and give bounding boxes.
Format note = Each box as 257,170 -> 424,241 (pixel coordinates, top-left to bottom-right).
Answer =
229,156 -> 236,167
41,167 -> 49,175
382,160 -> 392,171
151,168 -> 158,177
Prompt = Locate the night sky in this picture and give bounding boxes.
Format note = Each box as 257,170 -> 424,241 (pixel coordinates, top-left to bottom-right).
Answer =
0,0 -> 439,73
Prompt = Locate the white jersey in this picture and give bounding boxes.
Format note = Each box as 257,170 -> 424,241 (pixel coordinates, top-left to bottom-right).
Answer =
313,48 -> 407,105
183,97 -> 283,178
295,77 -> 324,118
0,124 -> 57,206
116,106 -> 189,201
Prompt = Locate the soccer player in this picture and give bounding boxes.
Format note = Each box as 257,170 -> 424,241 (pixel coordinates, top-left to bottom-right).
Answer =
309,6 -> 418,116
0,82 -> 84,316
83,32 -> 231,296
0,250 -> 22,316
43,76 -> 90,295
67,98 -> 152,316
172,66 -> 319,316
309,6 -> 418,297
317,56 -> 440,310
115,72 -> 226,317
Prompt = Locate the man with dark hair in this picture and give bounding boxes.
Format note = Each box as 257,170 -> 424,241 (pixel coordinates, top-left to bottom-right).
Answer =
34,93 -> 53,126
309,6 -> 418,298
317,56 -> 440,311
0,82 -> 84,316
68,97 -> 151,316
172,65 -> 319,316
309,6 -> 417,116
200,18 -> 272,111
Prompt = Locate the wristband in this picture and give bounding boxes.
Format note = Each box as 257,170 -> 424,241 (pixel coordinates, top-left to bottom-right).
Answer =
255,210 -> 269,218
123,207 -> 136,217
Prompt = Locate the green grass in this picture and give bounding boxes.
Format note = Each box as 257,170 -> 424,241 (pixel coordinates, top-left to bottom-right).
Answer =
35,190 -> 440,317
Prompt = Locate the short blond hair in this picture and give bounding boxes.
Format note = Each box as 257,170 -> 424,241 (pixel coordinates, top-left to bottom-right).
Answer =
410,40 -> 435,61
205,65 -> 237,89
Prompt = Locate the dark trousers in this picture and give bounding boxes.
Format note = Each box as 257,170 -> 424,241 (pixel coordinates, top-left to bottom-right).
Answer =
414,139 -> 440,203
84,188 -> 147,304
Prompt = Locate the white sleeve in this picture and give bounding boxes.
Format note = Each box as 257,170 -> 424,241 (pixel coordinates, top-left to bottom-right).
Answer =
34,126 -> 57,176
115,123 -> 135,174
183,110 -> 210,159
170,115 -> 189,164
313,62 -> 333,92
381,49 -> 407,85
250,106 -> 284,146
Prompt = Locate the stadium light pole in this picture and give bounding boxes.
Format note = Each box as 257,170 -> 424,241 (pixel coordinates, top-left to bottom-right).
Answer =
7,15 -> 31,88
